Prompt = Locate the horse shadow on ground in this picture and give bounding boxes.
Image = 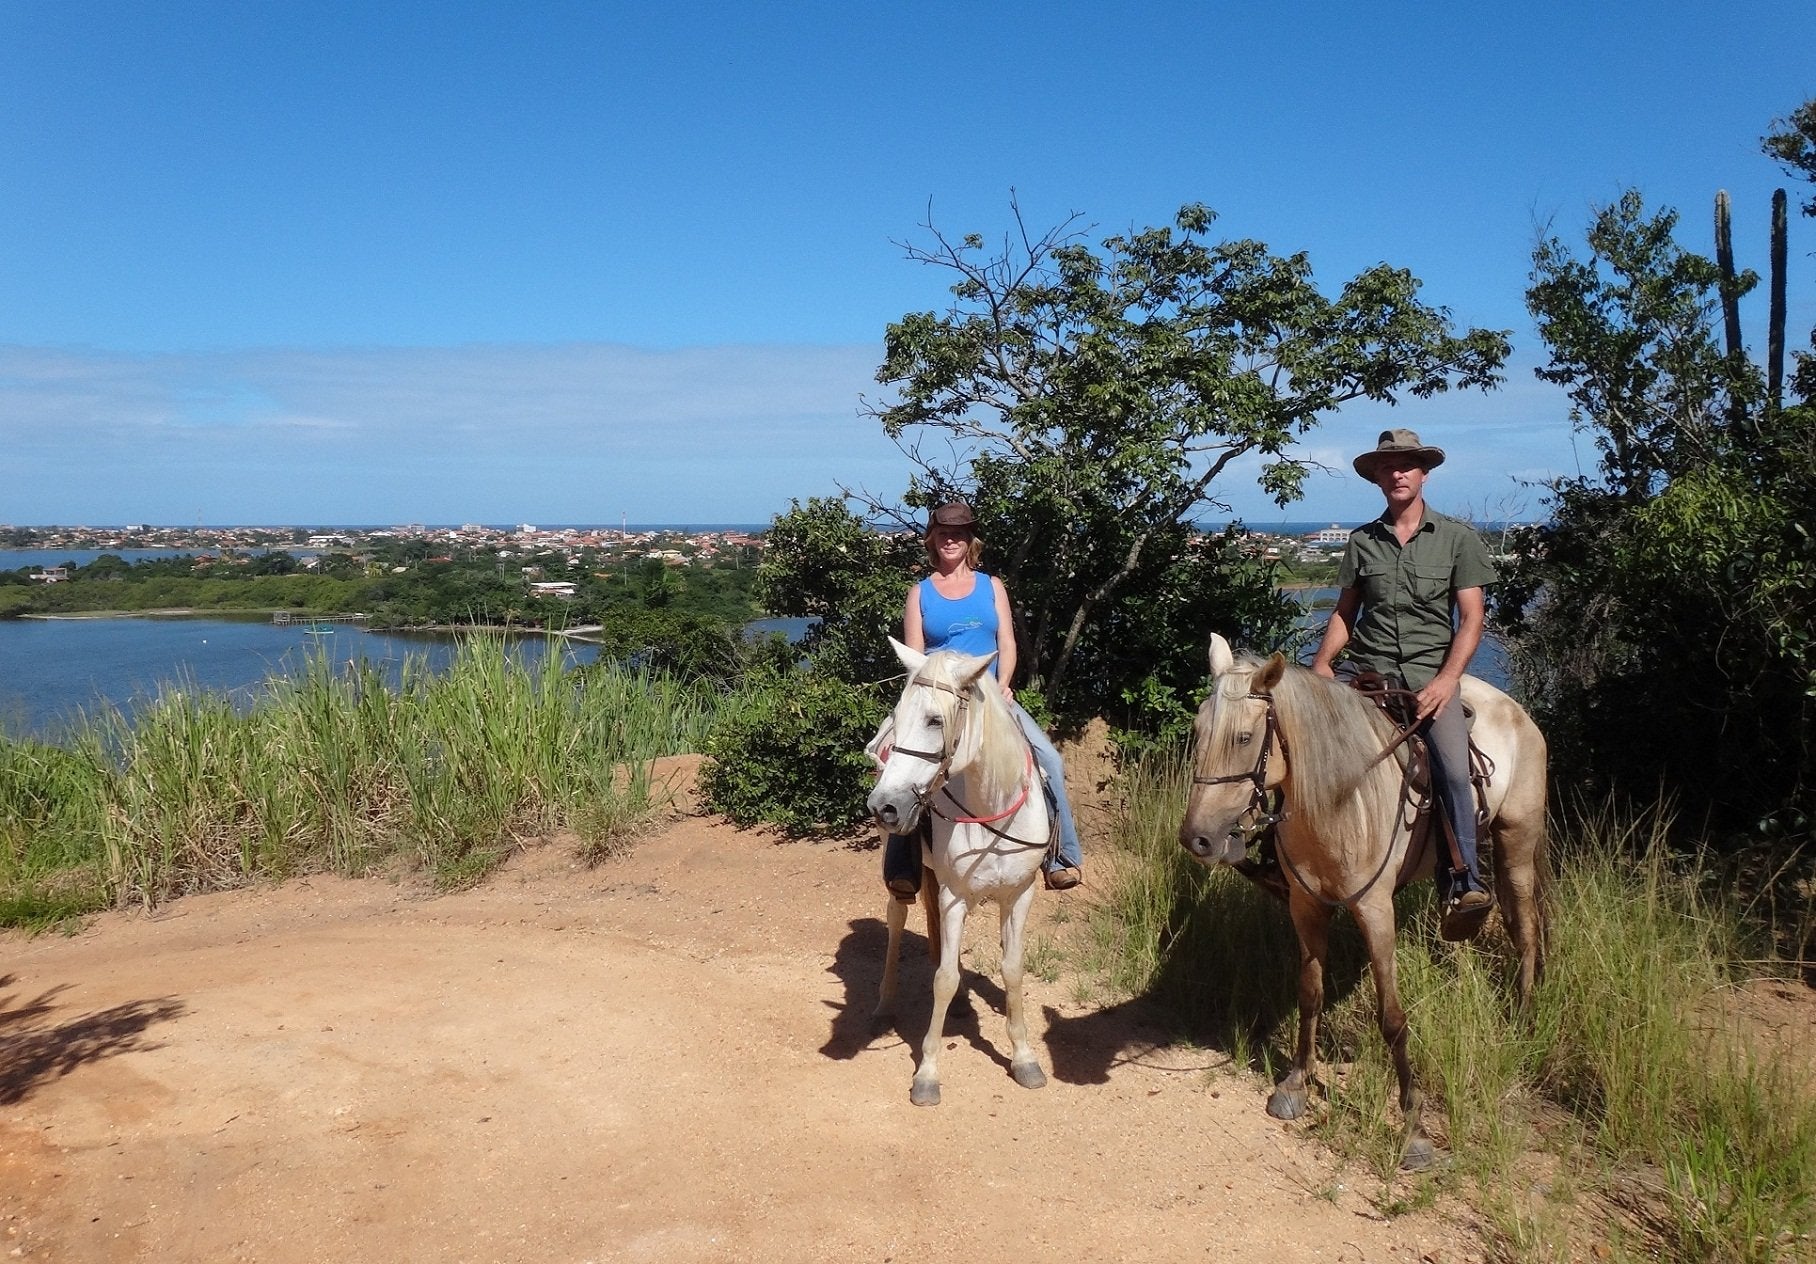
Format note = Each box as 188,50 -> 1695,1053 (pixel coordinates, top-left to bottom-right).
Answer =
820,874 -> 1395,1090
0,973 -> 187,1106
1045,879 -> 1509,1090
819,914 -> 1027,1078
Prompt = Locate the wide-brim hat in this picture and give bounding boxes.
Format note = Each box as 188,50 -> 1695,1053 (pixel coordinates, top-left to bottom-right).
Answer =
1353,428 -> 1446,479
927,502 -> 977,531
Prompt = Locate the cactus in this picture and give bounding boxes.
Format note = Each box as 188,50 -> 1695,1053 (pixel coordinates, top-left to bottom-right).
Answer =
1715,190 -> 1744,363
1768,189 -> 1787,414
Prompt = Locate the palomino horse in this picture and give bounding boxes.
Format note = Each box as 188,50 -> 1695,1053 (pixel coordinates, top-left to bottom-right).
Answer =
866,638 -> 1052,1106
1178,634 -> 1547,1169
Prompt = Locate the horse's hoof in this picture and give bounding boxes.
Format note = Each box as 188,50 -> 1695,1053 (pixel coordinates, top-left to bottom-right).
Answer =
1401,1135 -> 1439,1171
1011,1061 -> 1047,1090
870,1007 -> 894,1031
1267,1087 -> 1309,1120
910,1080 -> 941,1107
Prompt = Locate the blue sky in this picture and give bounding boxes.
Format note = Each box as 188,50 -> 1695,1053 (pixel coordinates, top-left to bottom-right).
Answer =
2,1 -> 1812,527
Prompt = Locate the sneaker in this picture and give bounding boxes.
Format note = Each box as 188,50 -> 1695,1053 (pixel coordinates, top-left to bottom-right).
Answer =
1044,865 -> 1082,891
1439,889 -> 1494,942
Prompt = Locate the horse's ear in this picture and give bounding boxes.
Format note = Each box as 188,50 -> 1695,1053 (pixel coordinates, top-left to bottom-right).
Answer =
1255,651 -> 1288,691
960,651 -> 999,690
1208,633 -> 1235,678
889,636 -> 927,674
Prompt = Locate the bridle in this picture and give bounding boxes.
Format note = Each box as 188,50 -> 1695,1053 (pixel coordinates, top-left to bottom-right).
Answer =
884,670 -> 970,790
1191,690 -> 1289,841
884,670 -> 1043,845
1190,681 -> 1422,910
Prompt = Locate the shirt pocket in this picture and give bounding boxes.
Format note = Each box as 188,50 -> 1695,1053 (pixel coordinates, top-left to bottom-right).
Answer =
1356,564 -> 1395,604
1408,564 -> 1454,608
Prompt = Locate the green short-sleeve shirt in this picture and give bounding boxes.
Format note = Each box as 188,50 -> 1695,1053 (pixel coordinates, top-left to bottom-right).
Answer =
1334,508 -> 1497,688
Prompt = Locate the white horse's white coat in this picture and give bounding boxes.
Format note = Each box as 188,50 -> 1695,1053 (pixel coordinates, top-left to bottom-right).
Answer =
866,637 -> 1051,1106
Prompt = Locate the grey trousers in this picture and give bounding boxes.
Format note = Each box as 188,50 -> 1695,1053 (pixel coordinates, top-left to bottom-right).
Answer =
1421,693 -> 1485,898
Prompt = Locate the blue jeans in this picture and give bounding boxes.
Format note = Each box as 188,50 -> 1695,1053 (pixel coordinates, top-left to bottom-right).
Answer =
1010,702 -> 1083,871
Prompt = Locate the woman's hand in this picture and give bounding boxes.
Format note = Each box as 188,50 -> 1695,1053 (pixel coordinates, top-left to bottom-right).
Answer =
1000,679 -> 1015,703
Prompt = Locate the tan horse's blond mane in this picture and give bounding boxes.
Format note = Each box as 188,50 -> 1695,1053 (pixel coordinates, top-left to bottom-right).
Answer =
1219,653 -> 1402,835
916,651 -> 1026,804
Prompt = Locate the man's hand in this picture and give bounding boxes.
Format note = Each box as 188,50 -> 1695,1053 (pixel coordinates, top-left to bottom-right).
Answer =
1415,674 -> 1460,722
1311,661 -> 1337,680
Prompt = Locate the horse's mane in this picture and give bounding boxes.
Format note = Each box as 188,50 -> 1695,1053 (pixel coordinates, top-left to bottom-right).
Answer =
918,651 -> 1026,804
1221,653 -> 1401,830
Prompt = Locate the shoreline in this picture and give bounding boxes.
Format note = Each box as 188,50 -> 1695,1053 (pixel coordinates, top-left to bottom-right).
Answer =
11,612 -> 596,638
20,608 -> 212,620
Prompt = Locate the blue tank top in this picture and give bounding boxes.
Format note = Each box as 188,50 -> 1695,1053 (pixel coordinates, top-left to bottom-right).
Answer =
918,573 -> 1000,673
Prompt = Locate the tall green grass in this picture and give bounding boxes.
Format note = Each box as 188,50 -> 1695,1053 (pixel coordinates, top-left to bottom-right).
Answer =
1090,754 -> 1816,1263
0,640 -> 718,921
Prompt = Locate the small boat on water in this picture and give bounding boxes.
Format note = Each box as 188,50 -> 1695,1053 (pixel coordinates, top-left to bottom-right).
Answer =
302,623 -> 334,636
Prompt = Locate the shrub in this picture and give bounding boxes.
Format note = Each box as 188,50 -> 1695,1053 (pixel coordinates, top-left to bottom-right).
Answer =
699,669 -> 882,835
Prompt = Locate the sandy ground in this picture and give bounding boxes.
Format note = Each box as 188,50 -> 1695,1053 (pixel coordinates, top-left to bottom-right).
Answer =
1,757 -> 1476,1264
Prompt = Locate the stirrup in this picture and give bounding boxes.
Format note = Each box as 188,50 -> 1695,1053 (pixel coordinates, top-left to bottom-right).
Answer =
1438,889 -> 1494,942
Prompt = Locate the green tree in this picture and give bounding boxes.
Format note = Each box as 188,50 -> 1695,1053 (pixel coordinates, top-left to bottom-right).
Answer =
756,497 -> 923,685
597,607 -> 746,685
856,201 -> 1509,719
79,553 -> 131,580
635,558 -> 679,609
1503,188 -> 1815,836
1765,97 -> 1816,217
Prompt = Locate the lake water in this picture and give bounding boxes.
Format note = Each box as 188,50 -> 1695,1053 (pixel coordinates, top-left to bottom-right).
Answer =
0,602 -> 1505,744
0,614 -> 819,743
1,548 -> 266,572
0,617 -> 606,742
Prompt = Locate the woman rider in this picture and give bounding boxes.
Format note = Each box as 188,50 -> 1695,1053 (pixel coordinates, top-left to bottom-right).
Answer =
1309,429 -> 1498,942
881,502 -> 1084,895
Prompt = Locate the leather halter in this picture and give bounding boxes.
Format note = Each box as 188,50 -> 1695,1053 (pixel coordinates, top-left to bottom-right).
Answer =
1190,685 -> 1404,910
887,670 -> 1043,845
1191,691 -> 1289,839
885,671 -> 971,784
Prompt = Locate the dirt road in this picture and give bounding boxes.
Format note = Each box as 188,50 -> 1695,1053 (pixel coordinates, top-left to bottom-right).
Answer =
1,759 -> 1468,1263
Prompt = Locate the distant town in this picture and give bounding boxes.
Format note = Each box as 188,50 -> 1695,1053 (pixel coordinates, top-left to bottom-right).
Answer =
0,522 -> 767,572
0,520 -> 1373,569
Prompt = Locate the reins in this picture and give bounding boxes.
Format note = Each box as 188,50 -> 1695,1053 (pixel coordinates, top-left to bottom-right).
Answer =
1194,683 -> 1420,911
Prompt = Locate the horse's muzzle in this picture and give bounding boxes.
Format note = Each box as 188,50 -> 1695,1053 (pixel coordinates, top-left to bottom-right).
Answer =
1178,823 -> 1245,868
867,787 -> 922,834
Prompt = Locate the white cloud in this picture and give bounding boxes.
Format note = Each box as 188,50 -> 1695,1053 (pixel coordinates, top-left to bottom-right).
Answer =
0,341 -> 904,523
0,340 -> 1588,526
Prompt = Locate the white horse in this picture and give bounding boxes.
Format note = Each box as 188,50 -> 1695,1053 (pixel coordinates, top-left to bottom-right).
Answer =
866,637 -> 1052,1106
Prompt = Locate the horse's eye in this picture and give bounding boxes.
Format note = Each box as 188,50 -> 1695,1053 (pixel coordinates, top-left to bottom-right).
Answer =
1237,730 -> 1253,746
927,716 -> 943,728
